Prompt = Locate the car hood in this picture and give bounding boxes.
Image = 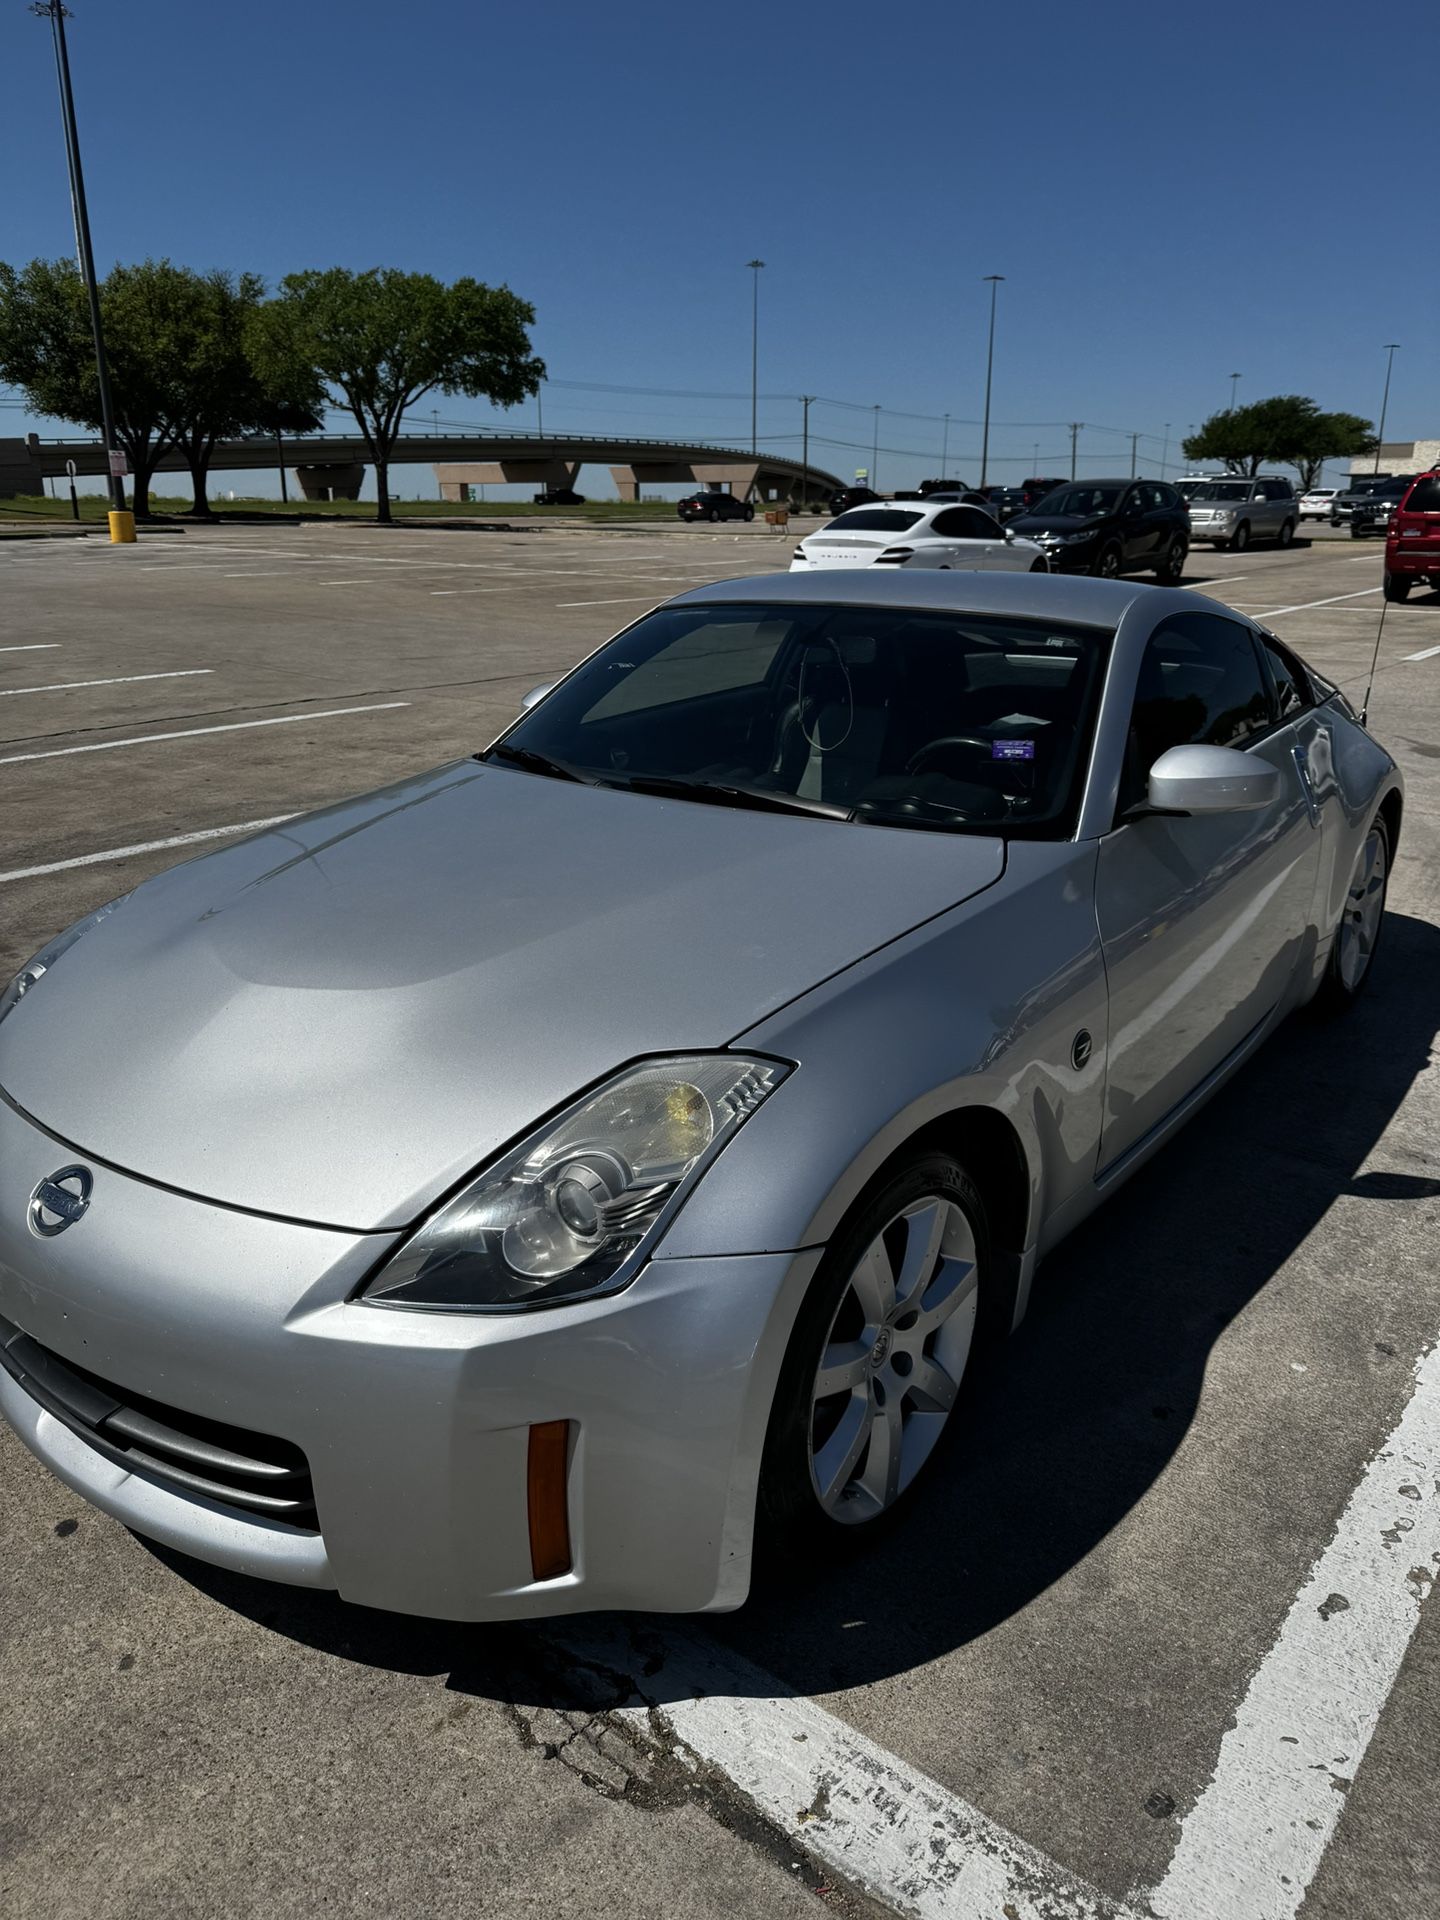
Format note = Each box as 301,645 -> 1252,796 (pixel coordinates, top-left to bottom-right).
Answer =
0,762 -> 1005,1231
1010,513 -> 1108,537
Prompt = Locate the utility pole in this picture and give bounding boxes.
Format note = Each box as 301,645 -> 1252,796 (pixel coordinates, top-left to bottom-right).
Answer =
32,0 -> 129,528
1374,344 -> 1399,473
1130,431 -> 1139,478
800,394 -> 814,510
872,404 -> 881,493
275,430 -> 288,504
1069,423 -> 1082,480
1160,423 -> 1170,480
980,275 -> 1004,488
1228,372 -> 1242,413
747,260 -> 764,457
537,381 -> 544,439
941,413 -> 949,481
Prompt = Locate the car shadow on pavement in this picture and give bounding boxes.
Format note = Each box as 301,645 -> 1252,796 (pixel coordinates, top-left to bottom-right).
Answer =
145,908 -> 1440,1712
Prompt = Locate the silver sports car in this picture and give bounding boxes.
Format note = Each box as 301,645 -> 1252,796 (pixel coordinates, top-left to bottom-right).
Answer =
0,572 -> 1400,1621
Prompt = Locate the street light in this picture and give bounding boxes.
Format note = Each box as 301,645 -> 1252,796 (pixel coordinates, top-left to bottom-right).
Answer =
872,404 -> 881,494
800,394 -> 814,511
980,275 -> 1004,488
31,1 -> 127,524
747,260 -> 764,457
941,412 -> 950,481
1374,344 -> 1400,474
1228,372 -> 1242,413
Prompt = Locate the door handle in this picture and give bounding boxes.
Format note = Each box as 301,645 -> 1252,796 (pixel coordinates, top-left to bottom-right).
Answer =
1291,746 -> 1320,826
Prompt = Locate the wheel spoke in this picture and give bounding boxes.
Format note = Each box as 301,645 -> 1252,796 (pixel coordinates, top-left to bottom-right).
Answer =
907,1355 -> 959,1415
914,1256 -> 978,1335
813,1340 -> 870,1403
849,1237 -> 895,1322
894,1200 -> 948,1310
813,1389 -> 872,1507
857,1392 -> 905,1511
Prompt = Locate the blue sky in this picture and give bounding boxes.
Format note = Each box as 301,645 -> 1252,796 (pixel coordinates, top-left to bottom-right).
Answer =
5,0 -> 1436,498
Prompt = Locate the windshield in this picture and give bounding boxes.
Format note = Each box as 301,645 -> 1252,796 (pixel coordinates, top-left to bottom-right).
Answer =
1033,485 -> 1124,517
823,509 -> 924,533
486,602 -> 1111,838
1190,481 -> 1251,501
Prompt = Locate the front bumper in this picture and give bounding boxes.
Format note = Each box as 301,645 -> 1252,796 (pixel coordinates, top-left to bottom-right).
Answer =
1033,541 -> 1093,572
0,1090 -> 818,1620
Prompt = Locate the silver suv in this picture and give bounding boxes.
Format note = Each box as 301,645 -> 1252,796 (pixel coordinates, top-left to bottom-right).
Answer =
1186,476 -> 1298,552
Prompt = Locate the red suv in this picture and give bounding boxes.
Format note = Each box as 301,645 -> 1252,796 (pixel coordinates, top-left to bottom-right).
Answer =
1384,470 -> 1440,602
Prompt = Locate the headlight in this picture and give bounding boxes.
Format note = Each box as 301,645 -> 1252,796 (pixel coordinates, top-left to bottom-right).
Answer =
0,895 -> 129,1031
359,1053 -> 790,1313
1061,527 -> 1098,544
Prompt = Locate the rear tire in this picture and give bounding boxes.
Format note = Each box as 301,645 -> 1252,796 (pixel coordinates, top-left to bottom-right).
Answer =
1314,816 -> 1390,1013
1277,519 -> 1295,549
1029,557 -> 1048,572
743,505 -> 755,522
1155,536 -> 1187,583
707,507 -> 720,523
1384,572 -> 1411,603
1228,522 -> 1251,552
757,1152 -> 1002,1556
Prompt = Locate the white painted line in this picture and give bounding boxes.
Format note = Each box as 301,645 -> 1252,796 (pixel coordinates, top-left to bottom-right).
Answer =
1147,1334 -> 1440,1920
429,587 -> 519,596
0,814 -> 301,886
554,594 -> 661,609
1404,644 -> 1440,662
222,570 -> 294,578
316,579 -> 379,587
0,701 -> 409,767
0,669 -> 213,699
1193,574 -> 1254,589
595,1627 -> 1135,1920
1255,588 -> 1382,617
0,644 -> 61,654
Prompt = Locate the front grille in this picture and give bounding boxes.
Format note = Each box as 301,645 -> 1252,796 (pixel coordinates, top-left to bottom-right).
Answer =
0,1315 -> 317,1529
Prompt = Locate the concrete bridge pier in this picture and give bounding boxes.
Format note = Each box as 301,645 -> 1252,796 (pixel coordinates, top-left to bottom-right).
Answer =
434,461 -> 582,502
294,463 -> 366,502
609,460 -> 761,503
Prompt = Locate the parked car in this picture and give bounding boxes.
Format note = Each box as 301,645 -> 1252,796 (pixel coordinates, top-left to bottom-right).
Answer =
1299,488 -> 1340,521
1186,477 -> 1298,551
1383,470 -> 1440,601
1017,477 -> 1069,511
1347,474 -> 1415,539
0,570 -> 1400,1618
913,490 -> 993,508
1330,478 -> 1396,528
919,477 -> 973,497
791,499 -> 1046,573
1173,476 -> 1213,502
984,486 -> 1028,521
678,491 -> 754,524
533,487 -> 587,506
1008,479 -> 1189,580
829,485 -> 881,516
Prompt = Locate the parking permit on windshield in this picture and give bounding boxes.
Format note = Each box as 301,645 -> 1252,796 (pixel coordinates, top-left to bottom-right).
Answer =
993,740 -> 1036,761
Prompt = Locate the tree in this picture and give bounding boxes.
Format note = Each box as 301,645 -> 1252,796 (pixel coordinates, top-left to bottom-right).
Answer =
1182,395 -> 1375,488
0,257 -> 180,516
159,269 -> 323,518
249,268 -> 544,524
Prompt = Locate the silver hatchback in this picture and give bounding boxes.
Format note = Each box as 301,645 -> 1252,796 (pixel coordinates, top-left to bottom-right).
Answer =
0,572 -> 1400,1621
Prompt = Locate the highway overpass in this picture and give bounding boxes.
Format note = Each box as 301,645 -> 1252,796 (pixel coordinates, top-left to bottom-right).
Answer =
1,429 -> 844,505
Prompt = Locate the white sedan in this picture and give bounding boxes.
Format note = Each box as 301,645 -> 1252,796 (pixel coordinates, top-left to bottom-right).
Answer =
792,500 -> 1047,574
1299,488 -> 1340,520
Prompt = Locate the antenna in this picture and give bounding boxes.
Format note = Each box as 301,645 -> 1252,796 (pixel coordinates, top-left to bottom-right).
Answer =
1359,592 -> 1391,729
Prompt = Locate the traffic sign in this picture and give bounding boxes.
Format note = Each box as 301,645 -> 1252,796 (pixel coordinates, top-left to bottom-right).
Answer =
107,449 -> 128,477
854,467 -> 868,482
65,458 -> 77,478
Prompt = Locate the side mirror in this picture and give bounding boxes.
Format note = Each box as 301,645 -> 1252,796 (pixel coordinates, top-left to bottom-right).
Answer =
521,682 -> 556,711
1004,527 -> 1015,541
1147,744 -> 1282,815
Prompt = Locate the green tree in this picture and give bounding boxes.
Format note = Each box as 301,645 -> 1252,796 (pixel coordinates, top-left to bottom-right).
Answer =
0,256 -> 180,516
249,268 -> 544,524
1182,395 -> 1375,488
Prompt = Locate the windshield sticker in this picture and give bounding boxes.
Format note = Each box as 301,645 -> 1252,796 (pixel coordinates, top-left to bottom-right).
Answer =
992,740 -> 1036,761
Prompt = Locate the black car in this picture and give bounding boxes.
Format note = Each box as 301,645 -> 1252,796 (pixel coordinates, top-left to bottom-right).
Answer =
828,485 -> 881,516
1008,479 -> 1190,581
532,487 -> 586,506
1339,475 -> 1415,538
677,491 -> 755,523
1018,476 -> 1069,511
984,485 -> 1028,521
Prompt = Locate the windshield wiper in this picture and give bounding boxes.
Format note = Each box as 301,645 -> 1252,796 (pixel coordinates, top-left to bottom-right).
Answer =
616,773 -> 850,820
482,743 -> 601,785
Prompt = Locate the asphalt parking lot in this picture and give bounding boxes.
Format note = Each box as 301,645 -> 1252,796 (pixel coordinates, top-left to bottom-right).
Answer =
2,518 -> 1438,1920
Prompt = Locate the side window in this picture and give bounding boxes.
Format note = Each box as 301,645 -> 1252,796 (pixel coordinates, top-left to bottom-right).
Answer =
928,508 -> 971,538
963,508 -> 1004,538
1119,613 -> 1277,814
1260,634 -> 1313,721
1153,483 -> 1181,510
1262,479 -> 1291,501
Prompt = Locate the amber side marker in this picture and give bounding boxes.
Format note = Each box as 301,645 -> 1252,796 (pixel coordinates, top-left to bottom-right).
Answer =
527,1420 -> 573,1581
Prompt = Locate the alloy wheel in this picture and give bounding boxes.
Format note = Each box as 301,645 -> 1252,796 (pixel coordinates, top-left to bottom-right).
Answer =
1095,545 -> 1121,579
1338,827 -> 1387,992
808,1196 -> 979,1524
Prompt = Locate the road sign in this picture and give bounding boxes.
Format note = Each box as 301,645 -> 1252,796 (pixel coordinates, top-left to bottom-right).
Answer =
107,449 -> 128,477
854,468 -> 868,482
65,459 -> 77,478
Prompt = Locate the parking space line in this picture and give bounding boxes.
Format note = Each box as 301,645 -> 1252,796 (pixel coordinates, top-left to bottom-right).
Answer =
0,701 -> 409,767
0,644 -> 61,653
0,669 -> 213,699
1254,588 -> 1382,617
0,814 -> 301,886
1403,644 -> 1440,662
555,594 -> 662,608
1147,1333 -> 1440,1920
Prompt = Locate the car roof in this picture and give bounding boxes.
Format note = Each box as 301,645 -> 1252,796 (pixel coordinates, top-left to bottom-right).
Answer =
664,566 -> 1151,629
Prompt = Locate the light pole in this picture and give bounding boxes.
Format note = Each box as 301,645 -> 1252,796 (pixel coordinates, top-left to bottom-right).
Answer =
747,260 -> 764,457
941,413 -> 950,481
800,394 -> 814,510
980,274 -> 1004,488
872,404 -> 881,494
1130,431 -> 1139,478
31,1 -> 127,523
1160,423 -> 1170,479
536,380 -> 544,439
1068,422 -> 1083,480
1228,372 -> 1242,413
1374,344 -> 1400,474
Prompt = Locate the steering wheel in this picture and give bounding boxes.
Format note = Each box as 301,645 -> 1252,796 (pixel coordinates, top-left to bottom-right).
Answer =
905,734 -> 996,778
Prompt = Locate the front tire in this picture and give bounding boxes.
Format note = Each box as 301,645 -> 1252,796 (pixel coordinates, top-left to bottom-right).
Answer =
758,1153 -> 999,1550
1315,816 -> 1390,1013
1384,572 -> 1411,603
707,507 -> 721,523
1229,522 -> 1251,552
743,505 -> 755,522
1091,542 -> 1122,579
